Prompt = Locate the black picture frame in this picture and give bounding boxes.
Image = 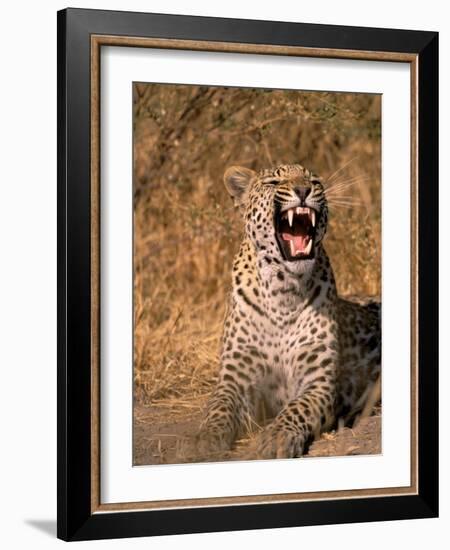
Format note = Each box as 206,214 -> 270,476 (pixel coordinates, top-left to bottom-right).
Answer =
57,7 -> 438,542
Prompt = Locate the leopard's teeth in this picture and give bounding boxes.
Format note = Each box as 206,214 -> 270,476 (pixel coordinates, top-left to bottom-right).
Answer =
305,239 -> 313,255
288,209 -> 294,227
311,210 -> 316,227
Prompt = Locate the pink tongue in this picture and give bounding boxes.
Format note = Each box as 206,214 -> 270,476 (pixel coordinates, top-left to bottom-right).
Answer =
281,233 -> 308,253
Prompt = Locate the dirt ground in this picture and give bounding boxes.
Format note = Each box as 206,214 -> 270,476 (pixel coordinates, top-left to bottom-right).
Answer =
133,398 -> 381,466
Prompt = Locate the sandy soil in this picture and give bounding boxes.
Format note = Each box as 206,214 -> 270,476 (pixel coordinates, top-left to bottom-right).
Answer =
133,398 -> 381,466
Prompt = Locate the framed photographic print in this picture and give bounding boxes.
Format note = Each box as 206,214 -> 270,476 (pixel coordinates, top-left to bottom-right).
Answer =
57,8 -> 438,541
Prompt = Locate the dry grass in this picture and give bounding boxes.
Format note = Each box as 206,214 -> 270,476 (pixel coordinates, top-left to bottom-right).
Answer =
132,84 -> 381,453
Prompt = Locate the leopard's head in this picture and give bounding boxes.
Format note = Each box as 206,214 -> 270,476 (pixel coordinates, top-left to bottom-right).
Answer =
224,164 -> 328,271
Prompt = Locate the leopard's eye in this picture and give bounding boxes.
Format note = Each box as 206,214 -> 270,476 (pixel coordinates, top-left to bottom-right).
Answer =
262,179 -> 279,186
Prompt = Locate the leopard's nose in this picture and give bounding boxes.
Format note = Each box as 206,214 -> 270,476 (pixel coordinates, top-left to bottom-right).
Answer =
294,186 -> 311,204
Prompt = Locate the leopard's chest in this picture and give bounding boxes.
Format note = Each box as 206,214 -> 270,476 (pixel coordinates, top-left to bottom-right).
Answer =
250,310 -> 321,370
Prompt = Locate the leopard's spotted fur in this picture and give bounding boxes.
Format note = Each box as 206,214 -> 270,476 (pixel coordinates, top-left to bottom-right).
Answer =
190,164 -> 380,460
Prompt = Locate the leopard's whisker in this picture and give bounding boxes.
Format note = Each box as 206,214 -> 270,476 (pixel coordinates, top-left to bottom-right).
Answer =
328,201 -> 364,208
328,173 -> 370,184
327,195 -> 363,202
325,176 -> 369,191
327,196 -> 365,203
326,189 -> 365,197
325,157 -> 359,184
327,196 -> 365,205
325,176 -> 370,195
328,203 -> 360,209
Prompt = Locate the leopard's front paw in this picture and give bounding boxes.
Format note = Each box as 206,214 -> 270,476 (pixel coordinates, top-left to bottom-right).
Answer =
255,424 -> 304,459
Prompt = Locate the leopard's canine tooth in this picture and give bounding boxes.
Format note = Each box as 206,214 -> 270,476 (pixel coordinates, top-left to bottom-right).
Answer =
288,209 -> 294,227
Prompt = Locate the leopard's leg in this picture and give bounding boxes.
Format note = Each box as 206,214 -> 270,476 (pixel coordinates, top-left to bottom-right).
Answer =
256,386 -> 335,459
180,352 -> 263,459
256,351 -> 337,459
336,297 -> 381,424
196,380 -> 250,454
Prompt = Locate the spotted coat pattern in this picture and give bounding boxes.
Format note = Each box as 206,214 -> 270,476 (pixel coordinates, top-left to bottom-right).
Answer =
193,164 -> 381,459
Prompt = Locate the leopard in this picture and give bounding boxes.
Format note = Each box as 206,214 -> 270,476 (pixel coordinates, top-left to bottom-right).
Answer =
186,163 -> 381,461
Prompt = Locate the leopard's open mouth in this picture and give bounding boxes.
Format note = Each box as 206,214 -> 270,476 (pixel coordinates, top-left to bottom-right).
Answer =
274,206 -> 317,261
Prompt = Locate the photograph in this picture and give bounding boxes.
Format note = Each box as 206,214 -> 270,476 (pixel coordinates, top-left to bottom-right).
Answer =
132,83 -> 382,466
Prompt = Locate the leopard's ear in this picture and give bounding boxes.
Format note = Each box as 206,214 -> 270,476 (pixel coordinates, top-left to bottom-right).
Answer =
224,166 -> 256,207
